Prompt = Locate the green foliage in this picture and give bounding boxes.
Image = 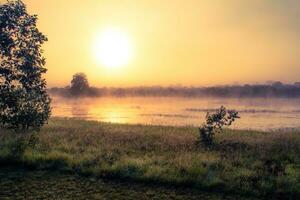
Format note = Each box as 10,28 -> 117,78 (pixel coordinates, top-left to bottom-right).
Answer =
0,0 -> 51,130
199,106 -> 240,148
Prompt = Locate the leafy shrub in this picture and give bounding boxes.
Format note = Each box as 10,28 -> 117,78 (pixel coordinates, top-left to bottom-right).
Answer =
199,106 -> 240,148
8,132 -> 39,159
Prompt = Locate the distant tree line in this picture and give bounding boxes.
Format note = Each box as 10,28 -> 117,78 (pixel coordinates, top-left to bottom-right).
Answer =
49,75 -> 300,98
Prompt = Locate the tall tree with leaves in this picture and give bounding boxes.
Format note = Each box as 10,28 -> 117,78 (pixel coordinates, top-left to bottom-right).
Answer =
0,0 -> 51,130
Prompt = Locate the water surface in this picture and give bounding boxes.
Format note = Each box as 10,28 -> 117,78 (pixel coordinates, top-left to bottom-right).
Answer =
51,96 -> 300,130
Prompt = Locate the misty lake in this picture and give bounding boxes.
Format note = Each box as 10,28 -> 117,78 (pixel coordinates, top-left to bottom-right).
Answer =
51,96 -> 300,130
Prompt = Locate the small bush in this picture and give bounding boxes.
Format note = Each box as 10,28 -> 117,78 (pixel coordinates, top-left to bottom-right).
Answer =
7,132 -> 39,159
199,106 -> 240,148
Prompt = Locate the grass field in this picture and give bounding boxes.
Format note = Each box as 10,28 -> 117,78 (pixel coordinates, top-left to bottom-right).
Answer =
0,118 -> 299,198
0,167 -> 255,200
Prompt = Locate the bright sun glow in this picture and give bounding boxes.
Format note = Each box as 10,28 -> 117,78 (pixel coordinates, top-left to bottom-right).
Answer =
93,28 -> 133,69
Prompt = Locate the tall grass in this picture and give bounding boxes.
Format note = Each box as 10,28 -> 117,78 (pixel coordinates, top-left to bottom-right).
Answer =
0,118 -> 299,197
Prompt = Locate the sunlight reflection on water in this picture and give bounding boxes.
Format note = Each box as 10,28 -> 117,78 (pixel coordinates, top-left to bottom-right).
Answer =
51,96 -> 300,130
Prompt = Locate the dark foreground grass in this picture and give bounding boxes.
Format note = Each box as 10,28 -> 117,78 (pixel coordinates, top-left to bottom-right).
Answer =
0,118 -> 299,198
0,167 -> 254,200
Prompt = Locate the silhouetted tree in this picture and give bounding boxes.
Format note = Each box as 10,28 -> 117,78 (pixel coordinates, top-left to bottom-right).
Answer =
0,0 -> 51,130
272,81 -> 283,88
70,73 -> 90,96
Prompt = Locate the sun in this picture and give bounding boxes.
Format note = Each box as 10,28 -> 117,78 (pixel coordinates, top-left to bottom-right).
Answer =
93,28 -> 133,69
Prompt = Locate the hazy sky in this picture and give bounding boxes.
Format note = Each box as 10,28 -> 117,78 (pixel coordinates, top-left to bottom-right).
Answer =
18,0 -> 300,87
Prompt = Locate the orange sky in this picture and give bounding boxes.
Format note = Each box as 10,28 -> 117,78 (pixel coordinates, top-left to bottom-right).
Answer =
18,0 -> 300,87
